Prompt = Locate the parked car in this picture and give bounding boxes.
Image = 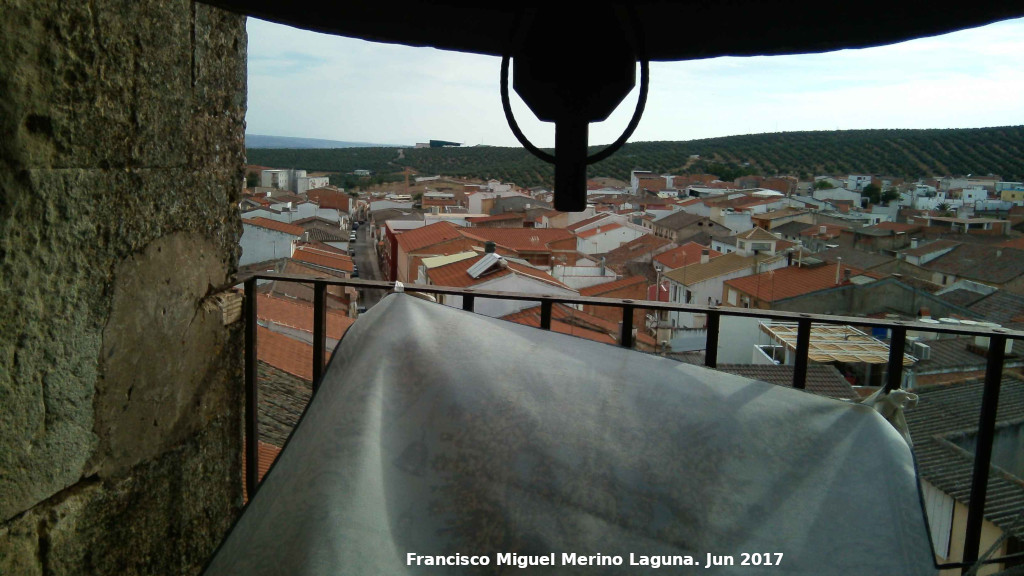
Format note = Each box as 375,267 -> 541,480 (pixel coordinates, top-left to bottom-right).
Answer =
349,232 -> 357,242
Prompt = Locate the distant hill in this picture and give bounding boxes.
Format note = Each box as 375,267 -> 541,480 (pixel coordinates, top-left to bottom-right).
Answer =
245,134 -> 405,149
246,126 -> 1024,188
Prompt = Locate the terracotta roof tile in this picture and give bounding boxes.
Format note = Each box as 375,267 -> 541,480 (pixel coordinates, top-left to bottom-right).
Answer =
663,252 -> 763,285
653,242 -> 721,269
307,188 -> 350,211
567,213 -> 613,232
458,227 -> 574,251
900,239 -> 960,258
577,223 -> 623,238
257,326 -> 314,381
725,263 -> 873,302
242,442 -> 282,501
501,308 -> 617,345
292,244 -> 355,273
600,234 -> 674,270
870,222 -> 921,232
652,211 -> 704,230
283,260 -> 347,279
465,213 -> 524,223
244,217 -> 306,237
578,275 -> 646,296
427,254 -> 569,290
737,227 -> 782,242
256,294 -> 354,341
395,221 -> 463,252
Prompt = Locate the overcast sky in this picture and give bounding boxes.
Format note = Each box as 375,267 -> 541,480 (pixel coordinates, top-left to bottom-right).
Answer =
246,17 -> 1024,148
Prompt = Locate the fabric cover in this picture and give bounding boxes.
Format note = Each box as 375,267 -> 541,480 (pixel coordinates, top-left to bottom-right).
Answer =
204,293 -> 934,575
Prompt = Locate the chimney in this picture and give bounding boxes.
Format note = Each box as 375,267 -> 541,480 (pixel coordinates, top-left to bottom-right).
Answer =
819,225 -> 827,235
919,307 -> 931,320
910,238 -> 919,249
700,249 -> 710,264
844,268 -> 852,282
835,257 -> 842,285
485,241 -> 496,254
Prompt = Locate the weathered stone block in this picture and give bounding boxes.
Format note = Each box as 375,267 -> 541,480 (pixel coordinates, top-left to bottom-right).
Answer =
0,0 -> 247,573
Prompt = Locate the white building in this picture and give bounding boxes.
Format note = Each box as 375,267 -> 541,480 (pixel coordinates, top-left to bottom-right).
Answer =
239,218 -> 301,266
296,176 -> 330,195
846,175 -> 872,191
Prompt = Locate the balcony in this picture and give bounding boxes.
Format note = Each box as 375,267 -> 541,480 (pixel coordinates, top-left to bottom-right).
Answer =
236,272 -> 1024,575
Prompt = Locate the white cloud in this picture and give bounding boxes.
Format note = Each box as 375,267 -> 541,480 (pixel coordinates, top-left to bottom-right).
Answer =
246,17 -> 1024,147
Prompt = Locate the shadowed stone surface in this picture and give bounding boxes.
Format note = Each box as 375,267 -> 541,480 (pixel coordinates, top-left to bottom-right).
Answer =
0,1 -> 246,574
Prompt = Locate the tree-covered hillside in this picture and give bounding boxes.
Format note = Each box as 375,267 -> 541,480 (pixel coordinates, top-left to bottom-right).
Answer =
246,126 -> 1024,189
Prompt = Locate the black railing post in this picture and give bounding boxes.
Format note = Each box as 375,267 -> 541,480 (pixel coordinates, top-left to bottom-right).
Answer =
540,300 -> 553,330
961,334 -> 1006,572
793,318 -> 812,390
884,326 -> 906,393
463,294 -> 475,312
244,278 -> 259,498
312,282 -> 326,390
620,304 -> 635,348
705,311 -> 720,368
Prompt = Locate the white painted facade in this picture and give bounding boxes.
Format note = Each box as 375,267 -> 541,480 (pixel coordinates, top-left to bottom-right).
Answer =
243,203 -> 343,225
813,188 -> 862,204
239,222 -> 298,266
296,176 -> 330,195
441,274 -> 578,318
846,174 -> 872,190
576,225 -> 647,255
552,265 -> 618,290
665,258 -> 787,330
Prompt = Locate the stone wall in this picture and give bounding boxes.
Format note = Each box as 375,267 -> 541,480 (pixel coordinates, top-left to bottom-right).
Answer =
0,1 -> 246,574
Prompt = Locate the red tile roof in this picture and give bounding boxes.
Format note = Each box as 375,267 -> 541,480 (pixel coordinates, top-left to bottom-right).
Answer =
653,242 -> 721,269
870,222 -> 921,232
292,244 -> 355,273
242,441 -> 282,501
901,239 -> 960,258
566,213 -> 613,232
600,234 -> 674,271
256,294 -> 354,340
307,188 -> 350,211
579,275 -> 647,296
257,326 -> 314,381
297,240 -> 347,255
576,222 -> 623,238
283,260 -> 347,279
999,237 -> 1024,250
458,227 -> 575,252
427,254 -> 569,290
501,308 -> 617,345
465,213 -> 524,223
725,263 -> 875,302
245,217 -> 306,237
800,223 -> 848,237
395,221 -> 463,252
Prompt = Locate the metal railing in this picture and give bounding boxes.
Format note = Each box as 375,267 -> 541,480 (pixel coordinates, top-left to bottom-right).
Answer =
242,272 -> 1024,573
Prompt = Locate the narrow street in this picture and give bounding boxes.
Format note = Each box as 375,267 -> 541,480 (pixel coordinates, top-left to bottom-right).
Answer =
352,221 -> 387,310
